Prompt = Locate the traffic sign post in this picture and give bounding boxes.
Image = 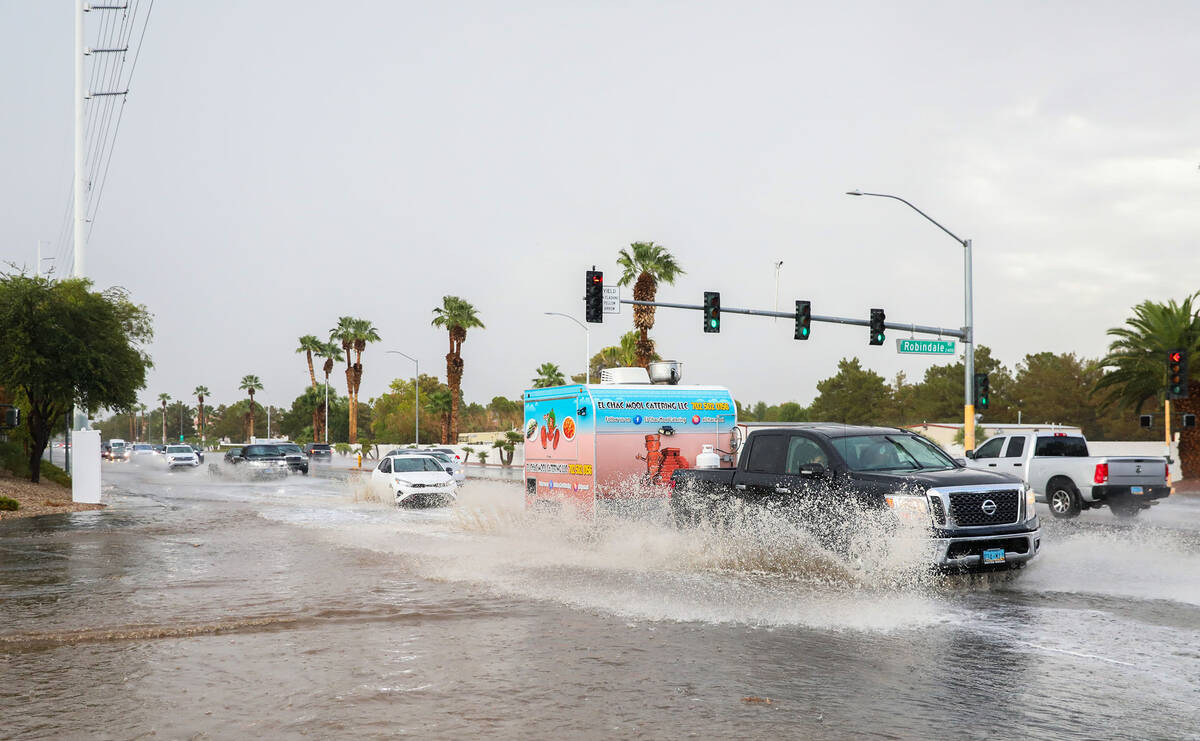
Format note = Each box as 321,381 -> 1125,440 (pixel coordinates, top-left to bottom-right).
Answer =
896,338 -> 956,355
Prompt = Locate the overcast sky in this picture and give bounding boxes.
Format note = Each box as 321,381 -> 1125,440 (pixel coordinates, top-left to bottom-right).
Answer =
4,1 -> 1198,414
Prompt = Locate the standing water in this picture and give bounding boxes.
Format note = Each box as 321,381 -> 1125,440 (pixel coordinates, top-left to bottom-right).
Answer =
2,464 -> 1198,738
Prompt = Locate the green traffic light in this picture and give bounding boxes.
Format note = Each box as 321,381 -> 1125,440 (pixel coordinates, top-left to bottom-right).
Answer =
801,328 -> 809,337
710,319 -> 719,328
876,333 -> 885,343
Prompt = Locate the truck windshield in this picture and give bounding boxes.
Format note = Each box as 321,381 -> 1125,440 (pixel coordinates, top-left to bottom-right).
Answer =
837,434 -> 956,472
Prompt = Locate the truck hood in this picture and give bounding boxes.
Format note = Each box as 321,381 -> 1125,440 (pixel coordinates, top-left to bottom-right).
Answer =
854,466 -> 1022,491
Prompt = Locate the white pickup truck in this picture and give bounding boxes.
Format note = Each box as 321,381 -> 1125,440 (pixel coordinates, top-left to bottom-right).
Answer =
964,431 -> 1169,519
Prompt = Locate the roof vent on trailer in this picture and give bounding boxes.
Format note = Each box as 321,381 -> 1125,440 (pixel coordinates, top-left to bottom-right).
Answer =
600,367 -> 651,384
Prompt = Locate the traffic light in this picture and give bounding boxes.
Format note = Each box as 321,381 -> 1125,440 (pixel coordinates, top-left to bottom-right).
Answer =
868,308 -> 885,345
794,300 -> 811,340
585,270 -> 603,323
1139,414 -> 1153,428
973,373 -> 990,410
179,434 -> 184,442
1184,414 -> 1197,429
703,292 -> 721,333
1,406 -> 18,428
1167,349 -> 1188,399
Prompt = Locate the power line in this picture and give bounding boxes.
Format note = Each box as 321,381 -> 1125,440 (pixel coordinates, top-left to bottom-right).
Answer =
87,0 -> 154,239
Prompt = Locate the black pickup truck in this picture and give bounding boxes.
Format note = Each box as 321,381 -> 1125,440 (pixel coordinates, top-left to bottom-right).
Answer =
670,424 -> 1042,571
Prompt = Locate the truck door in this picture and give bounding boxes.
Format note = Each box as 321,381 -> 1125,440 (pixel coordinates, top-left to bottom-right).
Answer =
734,433 -> 788,502
969,436 -> 1006,470
999,434 -> 1028,478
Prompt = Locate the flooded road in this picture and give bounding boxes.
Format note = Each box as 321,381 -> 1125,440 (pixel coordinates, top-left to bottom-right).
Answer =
3,463 -> 1199,739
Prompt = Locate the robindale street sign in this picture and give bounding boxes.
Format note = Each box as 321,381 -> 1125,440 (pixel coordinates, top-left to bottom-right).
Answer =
896,338 -> 956,355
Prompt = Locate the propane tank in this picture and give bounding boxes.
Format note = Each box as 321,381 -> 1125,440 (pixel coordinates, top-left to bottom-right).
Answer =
696,444 -> 720,469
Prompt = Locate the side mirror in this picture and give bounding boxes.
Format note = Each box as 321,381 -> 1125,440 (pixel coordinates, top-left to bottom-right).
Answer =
964,450 -> 975,460
445,467 -> 453,474
799,463 -> 828,477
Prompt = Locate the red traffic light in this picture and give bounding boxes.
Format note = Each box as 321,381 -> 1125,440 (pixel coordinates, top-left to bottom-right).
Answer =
1169,351 -> 1182,363
591,274 -> 602,284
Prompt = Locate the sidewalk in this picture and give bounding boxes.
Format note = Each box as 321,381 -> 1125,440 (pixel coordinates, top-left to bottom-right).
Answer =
1173,478 -> 1199,496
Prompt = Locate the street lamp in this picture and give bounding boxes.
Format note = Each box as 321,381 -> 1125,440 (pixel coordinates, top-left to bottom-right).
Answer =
386,350 -> 420,445
544,312 -> 591,384
846,189 -> 977,452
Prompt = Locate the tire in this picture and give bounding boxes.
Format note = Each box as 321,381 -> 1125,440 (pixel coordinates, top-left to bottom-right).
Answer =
1047,481 -> 1082,519
1110,502 -> 1141,519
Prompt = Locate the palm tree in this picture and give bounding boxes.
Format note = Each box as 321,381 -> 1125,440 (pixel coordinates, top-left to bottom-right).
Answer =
426,389 -> 453,444
531,362 -> 566,388
157,393 -> 170,444
239,375 -> 263,441
315,340 -> 344,443
616,241 -> 685,368
330,317 -> 380,444
137,402 -> 147,441
431,296 -> 484,442
296,334 -> 324,437
193,385 -> 210,443
572,331 -> 660,383
1095,292 -> 1200,477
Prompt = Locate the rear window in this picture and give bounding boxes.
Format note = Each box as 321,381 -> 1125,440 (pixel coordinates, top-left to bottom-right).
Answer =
309,444 -> 331,451
1034,436 -> 1089,457
746,435 -> 787,474
243,445 -> 278,457
166,446 -> 192,453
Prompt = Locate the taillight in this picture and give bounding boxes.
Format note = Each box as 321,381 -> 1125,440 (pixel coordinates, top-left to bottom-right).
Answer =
1093,463 -> 1108,484
1165,461 -> 1170,481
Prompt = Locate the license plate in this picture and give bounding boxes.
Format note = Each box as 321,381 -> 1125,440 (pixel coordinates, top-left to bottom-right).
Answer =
1131,486 -> 1144,495
982,548 -> 1006,565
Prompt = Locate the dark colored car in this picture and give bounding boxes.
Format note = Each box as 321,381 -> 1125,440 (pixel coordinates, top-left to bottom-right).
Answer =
304,442 -> 333,461
229,444 -> 289,477
191,445 -> 205,464
671,424 -> 1041,572
274,443 -> 309,475
224,446 -> 243,463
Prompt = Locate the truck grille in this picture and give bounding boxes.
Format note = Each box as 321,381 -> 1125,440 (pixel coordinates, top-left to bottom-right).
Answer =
948,490 -> 1020,526
928,496 -> 947,526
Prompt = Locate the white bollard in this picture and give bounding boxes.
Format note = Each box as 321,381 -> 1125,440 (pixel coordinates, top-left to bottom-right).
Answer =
71,429 -> 102,504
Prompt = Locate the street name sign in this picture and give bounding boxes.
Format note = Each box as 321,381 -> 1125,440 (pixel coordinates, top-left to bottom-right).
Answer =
896,338 -> 956,355
602,286 -> 620,314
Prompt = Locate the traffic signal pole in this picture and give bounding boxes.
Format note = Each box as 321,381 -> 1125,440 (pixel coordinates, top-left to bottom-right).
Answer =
1165,399 -> 1173,488
621,298 -> 966,339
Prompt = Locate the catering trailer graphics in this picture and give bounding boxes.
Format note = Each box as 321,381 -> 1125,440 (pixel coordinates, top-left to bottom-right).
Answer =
524,383 -> 736,513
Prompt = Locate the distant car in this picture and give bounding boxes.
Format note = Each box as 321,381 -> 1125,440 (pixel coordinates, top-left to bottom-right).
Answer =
154,445 -> 166,454
223,447 -> 243,463
164,444 -> 200,470
102,442 -> 112,460
371,454 -> 457,507
303,442 -> 333,462
190,445 -> 205,464
230,444 -> 288,477
274,443 -> 309,475
129,443 -> 158,462
388,448 -> 465,484
110,441 -> 129,461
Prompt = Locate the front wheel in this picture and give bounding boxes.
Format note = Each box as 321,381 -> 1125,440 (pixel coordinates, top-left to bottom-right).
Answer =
1048,483 -> 1082,519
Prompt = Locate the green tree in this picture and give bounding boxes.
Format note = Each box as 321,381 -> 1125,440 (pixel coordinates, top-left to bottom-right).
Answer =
426,389 -> 453,444
370,374 -> 445,443
0,274 -> 152,482
1010,352 -> 1105,434
1095,293 -> 1200,477
329,317 -> 380,444
492,429 -> 524,465
809,358 -> 893,425
531,362 -> 566,388
193,385 -> 210,443
238,375 -> 263,440
616,242 -> 685,368
571,331 -> 661,383
431,296 -> 484,442
157,393 -> 171,444
908,346 -> 1014,423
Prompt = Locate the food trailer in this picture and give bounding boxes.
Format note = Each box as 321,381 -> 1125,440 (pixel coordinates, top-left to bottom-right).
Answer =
523,365 -> 737,516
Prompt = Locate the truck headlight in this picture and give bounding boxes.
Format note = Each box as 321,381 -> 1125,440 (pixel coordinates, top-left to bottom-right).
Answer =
1025,485 -> 1038,521
885,494 -> 930,525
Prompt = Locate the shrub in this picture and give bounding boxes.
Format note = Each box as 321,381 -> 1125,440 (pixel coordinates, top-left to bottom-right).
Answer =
0,496 -> 18,511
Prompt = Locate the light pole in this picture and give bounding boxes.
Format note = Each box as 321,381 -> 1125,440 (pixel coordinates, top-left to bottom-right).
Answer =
544,312 -> 591,384
386,350 -> 420,445
846,190 -> 976,453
